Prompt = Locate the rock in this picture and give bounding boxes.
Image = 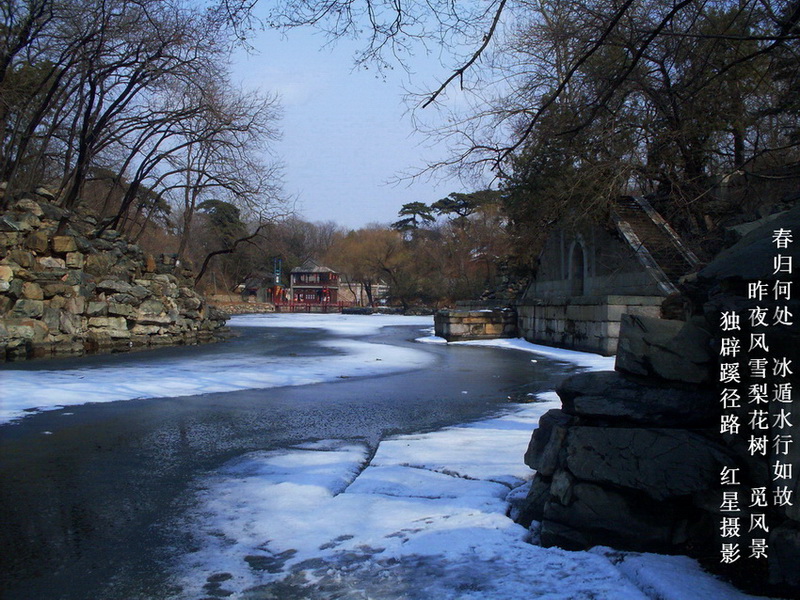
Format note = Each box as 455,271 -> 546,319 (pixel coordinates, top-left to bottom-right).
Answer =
10,299 -> 44,319
0,214 -> 39,232
38,201 -> 67,221
65,252 -> 84,269
524,409 -> 573,476
516,474 -> 551,527
550,469 -> 575,505
64,296 -> 85,315
73,236 -> 92,253
0,232 -> 21,247
96,279 -> 133,294
107,302 -> 134,317
179,296 -> 202,311
5,279 -> 23,298
25,231 -> 49,253
84,254 -> 116,277
139,299 -> 165,314
542,482 -> 683,552
699,204 -> 800,282
36,256 -> 66,269
539,520 -> 592,551
31,267 -> 68,281
130,324 -> 161,335
88,316 -> 128,332
59,311 -> 83,335
34,187 -> 56,201
41,283 -> 74,298
557,370 -> 717,426
564,427 -> 734,501
616,314 -> 714,384
2,196 -> 227,360
14,198 -> 44,216
5,321 -> 35,341
52,236 -> 77,253
111,293 -> 136,305
21,281 -> 43,300
134,312 -> 172,326
8,249 -> 34,268
42,307 -> 60,331
86,302 -> 108,317
129,284 -> 150,300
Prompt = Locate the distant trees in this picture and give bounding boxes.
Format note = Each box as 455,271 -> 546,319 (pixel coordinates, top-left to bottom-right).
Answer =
339,189 -> 509,305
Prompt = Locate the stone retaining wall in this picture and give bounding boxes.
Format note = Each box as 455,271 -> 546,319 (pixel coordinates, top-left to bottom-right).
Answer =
516,295 -> 663,355
0,195 -> 228,360
434,308 -> 517,341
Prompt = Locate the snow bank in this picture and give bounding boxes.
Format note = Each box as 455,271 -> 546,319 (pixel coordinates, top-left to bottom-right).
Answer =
0,315 -> 434,424
168,329 -> 772,599
173,388 -> 773,600
230,312 -> 433,336
417,334 -> 616,371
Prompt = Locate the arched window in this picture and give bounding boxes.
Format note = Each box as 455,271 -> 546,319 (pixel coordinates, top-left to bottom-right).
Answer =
570,240 -> 586,296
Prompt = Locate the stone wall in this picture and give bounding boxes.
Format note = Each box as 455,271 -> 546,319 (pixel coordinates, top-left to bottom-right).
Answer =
0,195 -> 228,360
516,295 -> 663,355
516,205 -> 800,595
434,308 -> 517,341
521,225 -> 668,300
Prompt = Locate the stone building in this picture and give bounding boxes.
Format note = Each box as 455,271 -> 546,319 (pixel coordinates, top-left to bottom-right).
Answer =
516,196 -> 699,354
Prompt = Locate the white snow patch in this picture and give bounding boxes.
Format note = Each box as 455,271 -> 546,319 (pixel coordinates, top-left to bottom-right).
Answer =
591,548 -> 776,600
171,392 -> 769,600
418,335 -> 616,371
230,312 -> 433,336
0,328 -> 433,425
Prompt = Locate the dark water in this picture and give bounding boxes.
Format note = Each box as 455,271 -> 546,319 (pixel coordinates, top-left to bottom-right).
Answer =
0,321 -> 581,600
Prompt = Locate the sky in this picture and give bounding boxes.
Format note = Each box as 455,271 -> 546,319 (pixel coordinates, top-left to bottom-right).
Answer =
228,22 -> 472,230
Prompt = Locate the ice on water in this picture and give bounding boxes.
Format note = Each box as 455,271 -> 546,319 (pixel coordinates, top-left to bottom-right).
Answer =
0,314 -> 434,424
173,395 -> 761,600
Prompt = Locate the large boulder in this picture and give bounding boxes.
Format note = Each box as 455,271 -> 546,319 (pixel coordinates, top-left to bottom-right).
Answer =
524,409 -> 573,476
615,314 -> 714,384
541,481 -> 687,552
564,426 -> 734,501
557,370 -> 717,426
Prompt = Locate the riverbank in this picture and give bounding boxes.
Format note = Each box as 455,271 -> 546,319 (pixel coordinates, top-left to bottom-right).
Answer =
172,390 -> 769,600
0,315 -> 778,599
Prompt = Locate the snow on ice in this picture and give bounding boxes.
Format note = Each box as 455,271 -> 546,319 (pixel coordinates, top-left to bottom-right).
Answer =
170,328 -> 769,600
172,397 -> 766,600
0,314 -> 434,424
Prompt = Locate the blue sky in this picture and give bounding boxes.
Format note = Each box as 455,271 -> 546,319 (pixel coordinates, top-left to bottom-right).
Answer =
229,25 -> 470,230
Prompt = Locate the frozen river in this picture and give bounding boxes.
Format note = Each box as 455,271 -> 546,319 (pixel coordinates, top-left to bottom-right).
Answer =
0,314 -> 765,599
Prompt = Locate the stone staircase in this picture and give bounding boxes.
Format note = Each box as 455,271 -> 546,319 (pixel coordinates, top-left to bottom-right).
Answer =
611,196 -> 699,292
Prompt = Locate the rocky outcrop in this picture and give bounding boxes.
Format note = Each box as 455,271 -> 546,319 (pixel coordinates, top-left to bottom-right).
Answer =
518,205 -> 800,595
0,194 -> 228,360
518,373 -> 726,554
